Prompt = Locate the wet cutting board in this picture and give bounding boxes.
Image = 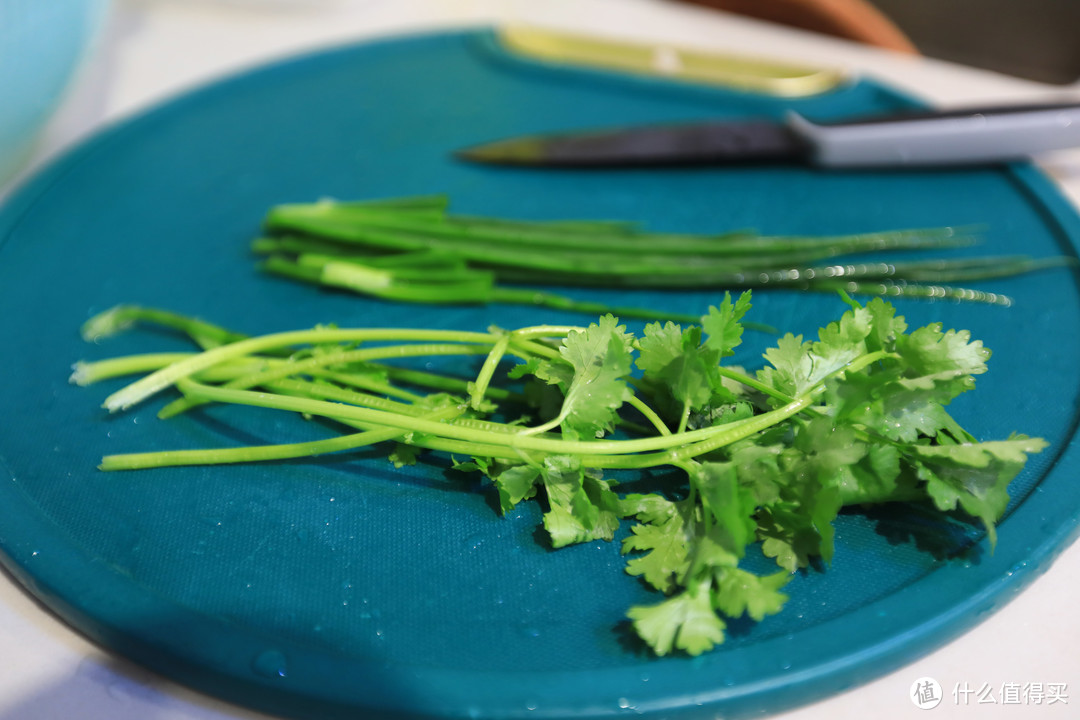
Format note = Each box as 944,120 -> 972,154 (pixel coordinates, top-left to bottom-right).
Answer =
0,28 -> 1078,720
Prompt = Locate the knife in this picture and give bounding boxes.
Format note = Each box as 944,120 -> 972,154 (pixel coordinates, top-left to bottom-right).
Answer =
455,102 -> 1080,169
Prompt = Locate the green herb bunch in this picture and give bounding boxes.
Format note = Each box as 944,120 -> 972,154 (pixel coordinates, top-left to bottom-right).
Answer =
73,293 -> 1045,656
253,195 -> 1072,320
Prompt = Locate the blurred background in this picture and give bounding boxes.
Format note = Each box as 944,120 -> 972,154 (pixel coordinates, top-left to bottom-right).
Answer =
870,0 -> 1080,83
5,0 -> 1080,190
683,0 -> 1080,83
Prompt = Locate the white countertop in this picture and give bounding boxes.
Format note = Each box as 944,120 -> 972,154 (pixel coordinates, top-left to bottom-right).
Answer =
3,1 -> 1079,718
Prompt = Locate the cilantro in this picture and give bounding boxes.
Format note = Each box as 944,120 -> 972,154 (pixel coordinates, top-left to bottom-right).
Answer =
912,435 -> 1048,549
388,443 -> 422,468
540,456 -> 620,547
77,295 -> 1047,657
531,315 -> 634,440
622,500 -> 692,593
492,464 -> 541,514
701,291 -> 753,358
636,322 -> 719,413
713,568 -> 790,622
627,580 -> 727,656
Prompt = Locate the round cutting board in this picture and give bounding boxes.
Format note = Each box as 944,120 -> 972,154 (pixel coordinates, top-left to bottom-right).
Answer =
0,28 -> 1078,720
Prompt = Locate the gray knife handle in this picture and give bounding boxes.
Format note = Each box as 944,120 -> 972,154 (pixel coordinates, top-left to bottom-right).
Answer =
787,103 -> 1080,167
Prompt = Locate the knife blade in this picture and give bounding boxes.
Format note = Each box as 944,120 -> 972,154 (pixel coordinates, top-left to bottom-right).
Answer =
456,102 -> 1080,169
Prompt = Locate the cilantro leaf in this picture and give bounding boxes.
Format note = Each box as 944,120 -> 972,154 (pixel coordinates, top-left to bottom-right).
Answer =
388,443 -> 422,468
839,442 -> 904,505
534,315 -> 634,439
757,505 -> 822,572
540,456 -> 620,547
627,580 -> 726,656
828,369 -> 957,443
911,435 -> 1047,548
756,422 -> 850,571
619,492 -> 680,524
693,462 -> 757,557
757,333 -> 813,398
622,510 -> 691,594
757,304 -> 872,399
728,440 -> 785,505
712,568 -> 790,622
757,486 -> 843,567
827,316 -> 991,443
493,464 -> 541,514
637,322 -> 728,416
701,290 -> 752,358
896,324 -> 989,388
863,296 -> 908,353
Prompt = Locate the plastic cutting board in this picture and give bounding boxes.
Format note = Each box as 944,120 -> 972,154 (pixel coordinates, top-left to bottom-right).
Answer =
0,28 -> 1078,720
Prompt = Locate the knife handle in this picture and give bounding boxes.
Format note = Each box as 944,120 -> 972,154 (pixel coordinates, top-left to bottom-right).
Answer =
787,103 -> 1080,167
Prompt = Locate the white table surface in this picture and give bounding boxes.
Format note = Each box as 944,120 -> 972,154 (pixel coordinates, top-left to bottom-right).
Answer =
2,1 -> 1079,718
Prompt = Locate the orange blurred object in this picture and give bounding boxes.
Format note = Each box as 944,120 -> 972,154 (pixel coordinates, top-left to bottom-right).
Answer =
678,0 -> 919,54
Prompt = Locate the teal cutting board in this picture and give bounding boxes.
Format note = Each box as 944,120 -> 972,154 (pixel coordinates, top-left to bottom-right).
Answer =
0,29 -> 1078,720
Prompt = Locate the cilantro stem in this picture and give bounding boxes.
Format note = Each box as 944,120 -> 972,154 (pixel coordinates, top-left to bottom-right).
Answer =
103,327 -> 503,412
100,406 -> 462,471
315,369 -> 423,403
490,286 -> 718,326
80,306 -> 247,348
377,364 -> 519,402
668,393 -> 818,462
173,378 -> 796,458
676,399 -> 692,435
156,342 -> 495,419
713,366 -> 790,402
625,395 -> 671,436
71,353 -> 198,386
72,354 -> 286,386
509,325 -> 577,340
469,332 -> 511,410
264,378 -> 430,417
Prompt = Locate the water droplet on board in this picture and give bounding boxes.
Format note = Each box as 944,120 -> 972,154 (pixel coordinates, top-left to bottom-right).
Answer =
251,649 -> 289,679
518,625 -> 541,639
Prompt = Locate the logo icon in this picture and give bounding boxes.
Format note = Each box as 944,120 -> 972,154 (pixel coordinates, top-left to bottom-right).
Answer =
911,677 -> 943,709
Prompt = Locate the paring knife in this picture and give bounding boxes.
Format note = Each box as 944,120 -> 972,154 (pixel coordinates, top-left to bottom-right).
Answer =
456,103 -> 1080,169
